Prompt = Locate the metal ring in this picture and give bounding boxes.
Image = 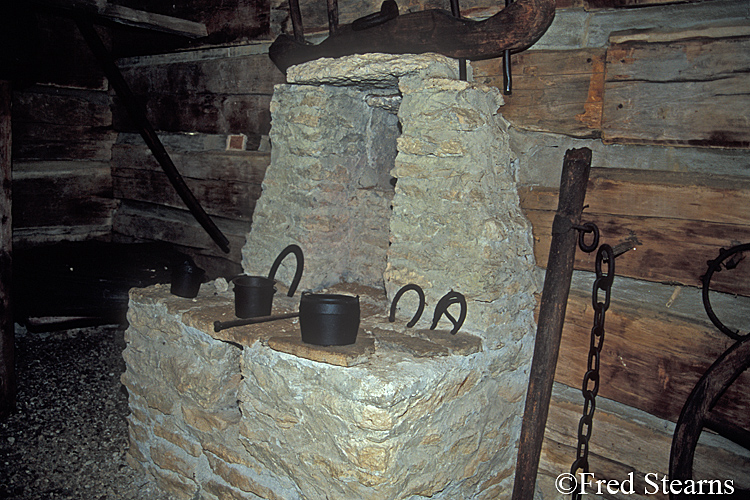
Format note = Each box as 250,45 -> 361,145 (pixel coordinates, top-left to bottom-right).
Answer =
575,222 -> 600,253
701,243 -> 750,340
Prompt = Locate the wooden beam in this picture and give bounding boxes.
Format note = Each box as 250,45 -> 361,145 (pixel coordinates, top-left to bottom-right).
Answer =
513,148 -> 592,500
519,168 -> 750,295
553,291 -> 750,428
31,0 -> 207,38
602,32 -> 750,148
0,80 -> 15,419
473,48 -> 606,138
539,383 -> 750,500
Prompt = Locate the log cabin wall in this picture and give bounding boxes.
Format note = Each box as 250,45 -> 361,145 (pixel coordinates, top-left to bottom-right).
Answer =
104,0 -> 283,278
468,0 -> 750,496
5,0 -> 749,493
10,13 -> 117,248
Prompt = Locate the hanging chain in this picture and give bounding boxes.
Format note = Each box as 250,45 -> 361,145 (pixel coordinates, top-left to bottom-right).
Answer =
569,223 -> 616,499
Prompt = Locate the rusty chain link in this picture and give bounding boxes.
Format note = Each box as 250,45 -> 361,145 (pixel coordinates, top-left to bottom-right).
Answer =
569,223 -> 616,499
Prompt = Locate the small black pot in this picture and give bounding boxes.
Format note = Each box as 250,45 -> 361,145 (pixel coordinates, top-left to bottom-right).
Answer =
233,275 -> 276,318
170,260 -> 205,299
299,293 -> 360,346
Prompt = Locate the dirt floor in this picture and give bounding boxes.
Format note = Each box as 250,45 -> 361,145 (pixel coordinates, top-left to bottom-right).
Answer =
0,325 -> 171,500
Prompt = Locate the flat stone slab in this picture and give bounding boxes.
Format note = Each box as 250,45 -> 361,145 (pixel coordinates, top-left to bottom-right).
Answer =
373,327 -> 483,358
267,331 -> 376,367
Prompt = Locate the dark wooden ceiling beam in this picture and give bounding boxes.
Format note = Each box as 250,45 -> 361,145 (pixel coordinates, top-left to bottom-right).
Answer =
30,0 -> 207,38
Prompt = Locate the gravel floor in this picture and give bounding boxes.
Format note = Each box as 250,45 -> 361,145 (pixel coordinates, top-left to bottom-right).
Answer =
0,325 -> 172,500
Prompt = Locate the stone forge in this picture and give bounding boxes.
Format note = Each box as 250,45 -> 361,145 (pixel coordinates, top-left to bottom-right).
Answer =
122,54 -> 539,499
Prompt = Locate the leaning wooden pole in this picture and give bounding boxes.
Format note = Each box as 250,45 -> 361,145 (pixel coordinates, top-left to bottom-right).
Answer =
75,17 -> 231,254
0,79 -> 15,419
511,147 -> 592,500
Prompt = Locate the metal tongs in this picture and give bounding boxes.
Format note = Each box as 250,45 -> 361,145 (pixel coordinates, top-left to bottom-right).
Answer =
388,284 -> 467,334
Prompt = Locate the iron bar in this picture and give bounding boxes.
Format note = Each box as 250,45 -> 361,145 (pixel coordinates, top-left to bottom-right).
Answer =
288,0 -> 305,42
511,147 -> 593,500
214,312 -> 300,333
449,0 -> 467,80
502,0 -> 514,94
326,0 -> 339,36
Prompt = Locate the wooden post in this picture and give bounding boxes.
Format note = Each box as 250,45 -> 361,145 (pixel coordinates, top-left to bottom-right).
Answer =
511,147 -> 592,500
0,79 -> 15,419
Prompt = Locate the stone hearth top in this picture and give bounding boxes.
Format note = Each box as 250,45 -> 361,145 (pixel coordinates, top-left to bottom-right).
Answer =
285,52 -> 464,90
128,280 -> 482,368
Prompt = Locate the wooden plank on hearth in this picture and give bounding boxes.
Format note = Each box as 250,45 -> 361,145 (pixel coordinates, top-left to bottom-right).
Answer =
601,30 -> 750,148
519,168 -> 750,294
473,48 -> 605,138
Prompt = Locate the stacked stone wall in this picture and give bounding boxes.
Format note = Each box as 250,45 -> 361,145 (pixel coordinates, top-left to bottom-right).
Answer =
122,282 -> 534,499
123,53 -> 538,499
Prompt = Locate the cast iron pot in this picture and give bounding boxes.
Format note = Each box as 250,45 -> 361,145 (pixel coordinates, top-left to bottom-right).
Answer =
233,244 -> 303,318
299,292 -> 360,346
170,259 -> 205,299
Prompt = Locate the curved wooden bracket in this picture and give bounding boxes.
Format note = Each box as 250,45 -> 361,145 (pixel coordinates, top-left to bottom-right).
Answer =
269,0 -> 555,73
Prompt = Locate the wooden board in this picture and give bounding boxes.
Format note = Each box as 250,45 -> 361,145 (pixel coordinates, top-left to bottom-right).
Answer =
552,290 -> 750,428
520,168 -> 750,295
473,48 -> 606,138
114,0 -> 268,46
602,33 -> 750,148
112,200 -> 249,266
11,87 -> 115,161
112,145 -> 269,220
538,384 -> 750,500
115,51 -> 283,136
114,93 -> 275,138
30,0 -> 207,37
12,164 -> 117,229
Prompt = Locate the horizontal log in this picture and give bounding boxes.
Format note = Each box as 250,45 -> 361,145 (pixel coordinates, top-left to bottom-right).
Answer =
13,225 -> 112,247
538,383 -> 750,500
12,88 -> 115,161
552,290 -> 750,428
12,166 -> 116,228
520,168 -> 750,225
120,53 -> 284,96
31,0 -> 207,37
519,168 -> 750,294
525,209 -> 750,294
602,35 -> 750,148
12,88 -> 112,127
112,201 -> 248,264
113,94 -> 274,136
112,167 -> 260,221
112,144 -> 270,182
472,48 -> 605,137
